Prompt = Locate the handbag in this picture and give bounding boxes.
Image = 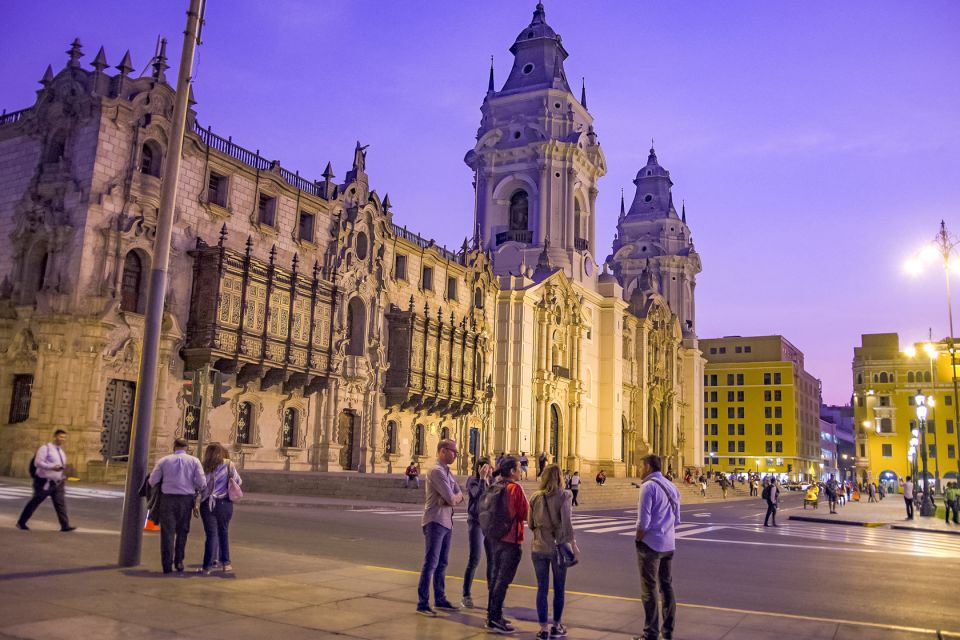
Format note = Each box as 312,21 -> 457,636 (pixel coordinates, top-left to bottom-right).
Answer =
227,462 -> 243,502
542,492 -> 578,568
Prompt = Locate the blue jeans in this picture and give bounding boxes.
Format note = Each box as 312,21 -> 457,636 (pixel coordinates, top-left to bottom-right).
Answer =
200,498 -> 234,569
463,520 -> 491,598
532,551 -> 567,625
418,521 -> 452,608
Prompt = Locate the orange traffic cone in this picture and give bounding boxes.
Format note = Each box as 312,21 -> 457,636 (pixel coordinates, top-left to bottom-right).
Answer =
144,513 -> 160,531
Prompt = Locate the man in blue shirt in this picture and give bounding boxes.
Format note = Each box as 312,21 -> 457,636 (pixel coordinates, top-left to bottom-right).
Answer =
633,454 -> 681,640
149,438 -> 206,574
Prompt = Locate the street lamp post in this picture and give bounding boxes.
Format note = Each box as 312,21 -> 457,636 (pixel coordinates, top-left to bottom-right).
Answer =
915,392 -> 936,516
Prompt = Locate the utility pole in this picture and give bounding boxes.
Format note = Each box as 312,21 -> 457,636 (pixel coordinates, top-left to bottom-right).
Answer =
119,0 -> 205,567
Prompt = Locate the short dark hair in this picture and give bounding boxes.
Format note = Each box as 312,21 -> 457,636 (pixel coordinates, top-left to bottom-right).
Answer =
174,437 -> 189,449
53,429 -> 67,437
474,456 -> 491,478
640,454 -> 662,472
498,456 -> 519,477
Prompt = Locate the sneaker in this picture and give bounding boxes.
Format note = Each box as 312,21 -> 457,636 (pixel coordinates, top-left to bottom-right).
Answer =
15,522 -> 29,531
416,606 -> 438,617
550,623 -> 568,637
221,563 -> 233,572
461,596 -> 475,609
435,600 -> 459,612
536,632 -> 550,640
486,619 -> 515,634
60,526 -> 77,532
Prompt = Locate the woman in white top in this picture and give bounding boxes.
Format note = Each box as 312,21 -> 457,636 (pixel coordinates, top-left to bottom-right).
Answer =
199,443 -> 241,573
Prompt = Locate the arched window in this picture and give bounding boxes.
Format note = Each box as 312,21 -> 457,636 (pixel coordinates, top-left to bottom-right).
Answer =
346,297 -> 366,356
440,426 -> 450,441
907,371 -> 915,383
474,286 -> 484,309
856,373 -> 863,385
236,402 -> 253,445
873,374 -> 878,383
879,372 -> 888,383
44,132 -> 66,163
924,371 -> 932,383
385,420 -> 398,455
139,140 -> 162,177
282,408 -> 298,448
414,424 -> 425,457
36,252 -> 49,291
355,232 -> 368,260
474,351 -> 484,386
120,251 -> 143,313
509,190 -> 529,231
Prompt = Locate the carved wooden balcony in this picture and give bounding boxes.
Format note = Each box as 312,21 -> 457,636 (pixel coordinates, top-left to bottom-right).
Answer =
384,305 -> 485,417
183,233 -> 333,396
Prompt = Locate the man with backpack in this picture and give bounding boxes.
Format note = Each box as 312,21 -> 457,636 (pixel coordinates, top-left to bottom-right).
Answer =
825,474 -> 840,514
17,429 -> 75,532
480,456 -> 529,634
763,477 -> 780,527
416,439 -> 463,616
633,454 -> 681,640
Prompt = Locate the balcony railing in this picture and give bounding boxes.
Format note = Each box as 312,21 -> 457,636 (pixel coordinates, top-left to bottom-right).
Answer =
0,108 -> 30,127
574,237 -> 589,252
392,224 -> 460,262
496,229 -> 533,245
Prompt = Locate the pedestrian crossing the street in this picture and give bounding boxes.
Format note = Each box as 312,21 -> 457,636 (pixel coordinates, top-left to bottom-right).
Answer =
352,507 -> 960,558
0,483 -> 124,501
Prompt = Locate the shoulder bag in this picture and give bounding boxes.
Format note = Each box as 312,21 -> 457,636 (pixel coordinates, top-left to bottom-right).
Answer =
542,492 -> 578,568
227,462 -> 243,502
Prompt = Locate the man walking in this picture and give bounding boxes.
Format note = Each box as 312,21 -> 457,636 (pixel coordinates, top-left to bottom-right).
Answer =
17,429 -> 75,532
569,471 -> 581,506
485,457 -> 529,634
148,437 -> 206,574
417,438 -> 463,616
902,476 -> 914,520
826,474 -> 839,514
537,451 -> 547,478
519,452 -> 529,480
633,454 -> 681,640
763,477 -> 780,527
945,481 -> 959,525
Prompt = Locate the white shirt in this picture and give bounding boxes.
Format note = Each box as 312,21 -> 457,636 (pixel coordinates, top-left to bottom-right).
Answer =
569,475 -> 581,487
34,443 -> 66,482
902,481 -> 914,499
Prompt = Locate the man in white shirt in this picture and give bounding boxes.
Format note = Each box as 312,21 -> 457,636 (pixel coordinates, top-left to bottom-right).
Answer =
902,476 -> 915,520
17,429 -> 75,532
149,437 -> 206,574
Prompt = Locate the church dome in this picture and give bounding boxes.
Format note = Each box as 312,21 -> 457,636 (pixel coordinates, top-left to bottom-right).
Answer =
635,146 -> 669,180
510,3 -> 559,52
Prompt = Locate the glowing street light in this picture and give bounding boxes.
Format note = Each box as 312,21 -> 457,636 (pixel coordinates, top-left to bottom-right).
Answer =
914,392 -> 936,516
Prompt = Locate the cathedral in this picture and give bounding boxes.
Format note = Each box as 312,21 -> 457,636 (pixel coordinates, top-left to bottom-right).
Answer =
0,4 -> 703,480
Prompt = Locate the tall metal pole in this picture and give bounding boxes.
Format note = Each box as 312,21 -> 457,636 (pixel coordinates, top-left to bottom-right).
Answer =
119,0 -> 204,567
938,221 -> 960,481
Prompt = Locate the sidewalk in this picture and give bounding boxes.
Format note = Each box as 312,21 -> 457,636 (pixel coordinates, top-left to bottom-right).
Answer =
1,515 -> 958,639
789,494 -> 960,534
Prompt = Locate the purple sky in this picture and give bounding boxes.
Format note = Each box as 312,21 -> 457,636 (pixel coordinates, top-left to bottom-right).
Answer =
3,1 -> 959,404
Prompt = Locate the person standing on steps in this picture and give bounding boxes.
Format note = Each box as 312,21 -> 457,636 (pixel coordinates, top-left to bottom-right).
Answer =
417,439 -> 464,616
16,429 -> 76,532
633,454 -> 681,640
763,477 -> 780,527
569,471 -> 581,506
462,456 -> 492,609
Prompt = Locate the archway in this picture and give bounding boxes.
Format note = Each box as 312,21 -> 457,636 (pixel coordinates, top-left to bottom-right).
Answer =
549,404 -> 561,461
338,410 -> 359,470
346,297 -> 366,356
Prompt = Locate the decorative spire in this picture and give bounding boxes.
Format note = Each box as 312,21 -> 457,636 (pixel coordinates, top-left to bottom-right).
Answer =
116,50 -> 134,76
382,193 -> 391,212
312,260 -> 321,281
40,65 -> 54,87
619,188 -> 625,219
66,38 -> 83,69
532,1 -> 546,25
291,252 -> 299,274
580,77 -> 587,109
187,85 -> 197,106
151,37 -> 169,82
681,200 -> 687,223
268,244 -> 277,265
245,235 -> 253,256
322,161 -> 334,180
218,223 -> 227,247
91,46 -> 108,72
488,55 -> 495,93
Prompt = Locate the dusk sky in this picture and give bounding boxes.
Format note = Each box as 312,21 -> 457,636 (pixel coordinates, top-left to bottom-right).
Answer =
2,1 -> 959,404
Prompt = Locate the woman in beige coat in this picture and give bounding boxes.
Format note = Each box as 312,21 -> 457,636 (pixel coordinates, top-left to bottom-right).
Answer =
528,464 -> 580,639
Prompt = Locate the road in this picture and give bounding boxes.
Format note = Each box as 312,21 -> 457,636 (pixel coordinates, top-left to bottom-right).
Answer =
3,482 -> 959,634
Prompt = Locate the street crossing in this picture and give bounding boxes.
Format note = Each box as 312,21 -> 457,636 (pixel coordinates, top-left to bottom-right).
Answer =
352,507 -> 960,558
0,483 -> 124,500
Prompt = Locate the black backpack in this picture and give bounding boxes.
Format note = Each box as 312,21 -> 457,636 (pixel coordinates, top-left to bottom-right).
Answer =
479,482 -> 513,539
28,456 -> 38,479
761,484 -> 771,501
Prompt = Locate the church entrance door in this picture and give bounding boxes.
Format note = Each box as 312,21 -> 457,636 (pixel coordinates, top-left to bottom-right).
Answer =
338,410 -> 358,470
549,404 -> 561,461
101,379 -> 136,461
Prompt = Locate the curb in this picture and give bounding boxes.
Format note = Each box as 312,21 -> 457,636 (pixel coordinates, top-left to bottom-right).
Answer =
891,524 -> 960,536
788,515 -> 885,528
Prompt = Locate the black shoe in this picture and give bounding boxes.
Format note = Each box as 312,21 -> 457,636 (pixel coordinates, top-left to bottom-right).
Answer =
416,606 -> 438,617
550,623 -> 568,637
434,600 -> 460,612
162,567 -> 173,574
486,619 -> 515,634
174,562 -> 184,573
61,526 -> 76,532
15,522 -> 29,531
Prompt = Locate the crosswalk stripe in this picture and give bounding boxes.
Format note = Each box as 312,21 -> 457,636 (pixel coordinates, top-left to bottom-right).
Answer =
580,523 -> 637,534
572,518 -> 622,530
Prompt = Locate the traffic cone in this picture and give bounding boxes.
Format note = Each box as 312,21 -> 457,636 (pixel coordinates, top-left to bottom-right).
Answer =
144,512 -> 160,531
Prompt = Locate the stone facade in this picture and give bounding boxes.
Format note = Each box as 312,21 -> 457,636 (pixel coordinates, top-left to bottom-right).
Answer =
0,5 -> 704,480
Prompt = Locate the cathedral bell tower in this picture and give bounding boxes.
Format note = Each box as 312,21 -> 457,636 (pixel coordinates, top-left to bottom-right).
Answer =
608,146 -> 702,337
465,2 -> 606,285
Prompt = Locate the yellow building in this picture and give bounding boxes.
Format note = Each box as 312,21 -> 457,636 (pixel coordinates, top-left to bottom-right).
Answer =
699,336 -> 821,480
852,333 -> 960,492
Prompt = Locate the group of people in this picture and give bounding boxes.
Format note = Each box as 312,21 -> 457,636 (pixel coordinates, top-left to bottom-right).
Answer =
900,476 -> 960,524
415,439 -> 681,640
16,431 -> 242,576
